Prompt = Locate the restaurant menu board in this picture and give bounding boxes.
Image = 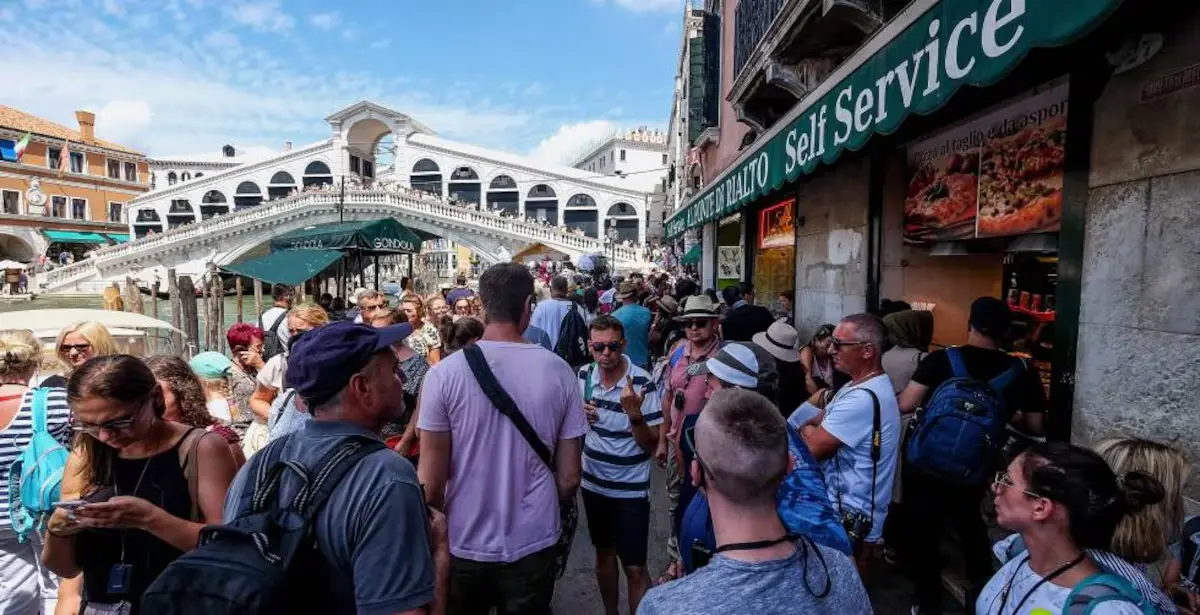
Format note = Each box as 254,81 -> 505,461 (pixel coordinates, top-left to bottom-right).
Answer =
904,83 -> 1068,241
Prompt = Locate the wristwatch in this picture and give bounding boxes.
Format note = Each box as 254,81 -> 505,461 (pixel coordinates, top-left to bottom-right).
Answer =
629,415 -> 645,426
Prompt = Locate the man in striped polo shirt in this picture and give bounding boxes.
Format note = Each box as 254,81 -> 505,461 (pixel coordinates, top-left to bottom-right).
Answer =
579,314 -> 662,615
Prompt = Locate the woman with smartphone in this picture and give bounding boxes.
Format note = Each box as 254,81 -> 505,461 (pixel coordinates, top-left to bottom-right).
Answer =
42,355 -> 238,614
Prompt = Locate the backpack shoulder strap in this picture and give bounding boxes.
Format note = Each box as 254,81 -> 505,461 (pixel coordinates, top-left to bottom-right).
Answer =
463,344 -> 554,470
267,309 -> 288,334
584,364 -> 596,402
670,343 -> 686,369
29,387 -> 49,435
989,356 -> 1025,394
177,427 -> 207,522
298,435 -> 387,518
1065,572 -> 1146,615
946,347 -> 968,379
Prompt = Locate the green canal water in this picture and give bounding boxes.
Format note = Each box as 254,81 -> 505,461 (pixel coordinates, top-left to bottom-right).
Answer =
0,294 -> 260,353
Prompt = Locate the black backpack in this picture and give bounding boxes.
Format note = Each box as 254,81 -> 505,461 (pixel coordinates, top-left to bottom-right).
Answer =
261,310 -> 289,361
141,434 -> 385,614
554,301 -> 590,368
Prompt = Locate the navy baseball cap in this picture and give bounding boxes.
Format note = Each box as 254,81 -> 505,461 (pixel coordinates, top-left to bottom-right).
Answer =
287,321 -> 413,407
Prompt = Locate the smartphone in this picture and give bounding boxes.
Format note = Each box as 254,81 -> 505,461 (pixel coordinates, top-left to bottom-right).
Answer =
53,499 -> 88,510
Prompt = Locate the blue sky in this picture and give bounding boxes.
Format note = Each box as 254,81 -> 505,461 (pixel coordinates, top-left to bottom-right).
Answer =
0,0 -> 684,163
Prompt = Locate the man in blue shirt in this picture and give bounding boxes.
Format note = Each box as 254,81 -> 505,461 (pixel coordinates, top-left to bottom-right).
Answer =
611,282 -> 652,369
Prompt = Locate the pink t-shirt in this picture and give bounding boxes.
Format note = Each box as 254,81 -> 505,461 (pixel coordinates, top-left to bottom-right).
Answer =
665,338 -> 721,441
418,341 -> 587,563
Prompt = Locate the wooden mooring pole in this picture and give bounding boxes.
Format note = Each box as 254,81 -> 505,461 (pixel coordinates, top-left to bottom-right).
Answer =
177,275 -> 199,357
253,279 -> 264,326
167,268 -> 184,354
235,277 -> 244,324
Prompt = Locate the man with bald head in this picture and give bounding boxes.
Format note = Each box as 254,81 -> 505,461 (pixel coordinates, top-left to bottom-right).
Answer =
790,313 -> 901,562
637,389 -> 869,614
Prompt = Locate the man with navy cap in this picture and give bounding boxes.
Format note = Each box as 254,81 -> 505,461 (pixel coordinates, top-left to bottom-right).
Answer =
222,321 -> 449,614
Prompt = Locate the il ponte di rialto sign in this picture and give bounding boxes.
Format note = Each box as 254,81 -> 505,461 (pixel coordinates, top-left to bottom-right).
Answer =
665,0 -> 1123,238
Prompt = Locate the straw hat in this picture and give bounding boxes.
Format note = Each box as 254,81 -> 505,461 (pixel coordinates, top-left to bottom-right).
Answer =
615,282 -> 637,302
676,294 -> 719,320
752,319 -> 801,363
653,295 -> 680,316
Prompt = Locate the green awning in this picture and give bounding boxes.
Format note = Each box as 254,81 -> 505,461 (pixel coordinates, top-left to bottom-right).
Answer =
220,250 -> 343,286
105,233 -> 130,244
665,0 -> 1123,238
680,243 -> 703,265
269,218 -> 433,254
44,230 -> 109,244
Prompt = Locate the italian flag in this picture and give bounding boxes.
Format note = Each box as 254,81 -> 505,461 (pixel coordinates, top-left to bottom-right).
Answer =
13,133 -> 31,161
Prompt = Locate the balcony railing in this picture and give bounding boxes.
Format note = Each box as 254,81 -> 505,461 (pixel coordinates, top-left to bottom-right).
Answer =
734,0 -> 788,78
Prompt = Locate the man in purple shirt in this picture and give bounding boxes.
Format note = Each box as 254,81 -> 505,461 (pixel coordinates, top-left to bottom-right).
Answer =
444,274 -> 474,306
419,262 -> 586,614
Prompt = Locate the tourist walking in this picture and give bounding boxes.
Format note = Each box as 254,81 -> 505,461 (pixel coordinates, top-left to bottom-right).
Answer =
224,323 -> 265,441
718,283 -> 774,343
219,321 -> 447,613
43,355 -> 239,613
249,303 -> 328,429
791,314 -> 901,570
402,296 -> 444,365
530,275 -> 588,350
0,329 -> 73,615
637,389 -> 871,614
579,315 -> 662,615
751,320 -> 805,415
446,274 -> 474,305
258,284 -> 293,360
419,263 -> 586,615
611,282 -> 652,370
41,321 -> 118,388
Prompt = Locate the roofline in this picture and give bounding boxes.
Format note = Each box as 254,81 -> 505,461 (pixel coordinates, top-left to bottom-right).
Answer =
568,135 -> 669,168
324,100 -> 437,136
0,127 -> 146,159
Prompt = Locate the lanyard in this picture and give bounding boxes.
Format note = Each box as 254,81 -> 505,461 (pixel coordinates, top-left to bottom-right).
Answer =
999,553 -> 1086,614
715,534 -> 795,554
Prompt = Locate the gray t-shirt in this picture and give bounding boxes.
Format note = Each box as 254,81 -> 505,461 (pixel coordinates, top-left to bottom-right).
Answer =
223,420 -> 435,614
636,540 -> 871,615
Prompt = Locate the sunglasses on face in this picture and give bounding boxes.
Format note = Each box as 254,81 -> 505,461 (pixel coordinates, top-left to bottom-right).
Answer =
60,343 -> 92,353
591,341 -> 622,353
992,471 -> 1043,499
683,320 -> 711,330
830,338 -> 870,351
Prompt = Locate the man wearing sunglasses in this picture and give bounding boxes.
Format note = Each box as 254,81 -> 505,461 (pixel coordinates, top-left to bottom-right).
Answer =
578,315 -> 661,615
789,313 -> 901,568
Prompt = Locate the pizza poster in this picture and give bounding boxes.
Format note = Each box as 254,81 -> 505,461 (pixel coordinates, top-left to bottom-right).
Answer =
904,82 -> 1069,241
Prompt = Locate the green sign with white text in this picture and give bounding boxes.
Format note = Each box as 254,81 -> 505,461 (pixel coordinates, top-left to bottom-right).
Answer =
665,0 -> 1123,238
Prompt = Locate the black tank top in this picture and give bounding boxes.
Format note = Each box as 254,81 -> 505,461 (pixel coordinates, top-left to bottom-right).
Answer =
77,429 -> 196,612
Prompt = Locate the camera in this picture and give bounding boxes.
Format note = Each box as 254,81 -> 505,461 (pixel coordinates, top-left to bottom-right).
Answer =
839,509 -> 874,551
673,390 -> 686,412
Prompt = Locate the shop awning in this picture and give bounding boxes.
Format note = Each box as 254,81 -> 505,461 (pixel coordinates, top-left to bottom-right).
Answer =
511,242 -> 567,263
680,243 -> 702,265
105,233 -> 130,244
44,230 -> 109,244
269,218 -> 434,254
219,250 -> 344,286
664,0 -> 1123,238
0,139 -> 16,162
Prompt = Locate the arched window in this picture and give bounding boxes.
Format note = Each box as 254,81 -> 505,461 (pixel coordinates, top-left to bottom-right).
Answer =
200,190 -> 229,221
607,202 -> 636,216
525,184 -> 558,225
605,202 -> 639,242
303,160 -> 334,188
566,194 -> 597,208
133,209 -> 163,238
267,171 -> 297,200
447,166 -> 481,206
167,171 -> 177,186
166,199 -> 195,229
134,209 -> 161,223
180,172 -> 191,181
410,159 -> 442,196
234,181 -> 263,210
487,174 -> 520,215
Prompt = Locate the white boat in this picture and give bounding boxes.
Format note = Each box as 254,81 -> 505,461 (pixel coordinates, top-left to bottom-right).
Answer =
2,308 -> 188,359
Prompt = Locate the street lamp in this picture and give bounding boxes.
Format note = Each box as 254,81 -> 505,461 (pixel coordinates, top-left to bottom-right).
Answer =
605,220 -> 619,274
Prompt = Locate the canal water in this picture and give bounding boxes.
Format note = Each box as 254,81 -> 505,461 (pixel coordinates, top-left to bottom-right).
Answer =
0,294 -> 262,353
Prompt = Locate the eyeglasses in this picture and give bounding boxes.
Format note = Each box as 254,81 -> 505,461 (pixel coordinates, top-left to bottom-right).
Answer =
591,341 -> 622,353
70,401 -> 147,435
992,471 -> 1043,499
360,303 -> 386,312
830,338 -> 870,351
59,343 -> 92,354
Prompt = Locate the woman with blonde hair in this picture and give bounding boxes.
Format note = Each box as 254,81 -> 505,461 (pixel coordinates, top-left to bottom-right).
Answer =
247,302 -> 328,436
1095,437 -> 1197,610
0,330 -> 74,614
41,321 -> 118,388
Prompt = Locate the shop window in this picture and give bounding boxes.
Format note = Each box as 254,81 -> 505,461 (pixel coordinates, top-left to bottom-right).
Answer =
51,196 -> 67,217
71,198 -> 88,220
124,161 -> 137,182
754,198 -> 797,320
2,190 -> 19,214
69,152 -> 84,174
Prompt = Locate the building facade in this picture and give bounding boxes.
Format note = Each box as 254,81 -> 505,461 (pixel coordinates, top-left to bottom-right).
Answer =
148,144 -> 277,191
667,0 -> 1200,502
570,127 -> 668,244
0,106 -> 149,264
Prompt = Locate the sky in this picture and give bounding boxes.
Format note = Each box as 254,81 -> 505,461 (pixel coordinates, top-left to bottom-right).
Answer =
0,0 -> 686,164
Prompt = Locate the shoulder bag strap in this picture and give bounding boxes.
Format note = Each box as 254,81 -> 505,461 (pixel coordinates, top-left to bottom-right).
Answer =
462,344 -> 554,471
177,427 -> 205,522
862,388 -> 881,523
584,364 -> 596,402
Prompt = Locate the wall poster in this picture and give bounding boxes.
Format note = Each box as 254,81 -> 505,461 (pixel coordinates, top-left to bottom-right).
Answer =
718,246 -> 743,280
904,82 -> 1068,241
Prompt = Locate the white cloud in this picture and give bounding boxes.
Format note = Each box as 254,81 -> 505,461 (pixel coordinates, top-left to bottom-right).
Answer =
224,1 -> 293,33
528,120 -> 618,164
308,12 -> 340,31
95,100 -> 155,144
597,0 -> 681,13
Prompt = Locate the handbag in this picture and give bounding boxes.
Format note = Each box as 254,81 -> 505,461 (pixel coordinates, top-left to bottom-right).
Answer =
462,344 -> 577,578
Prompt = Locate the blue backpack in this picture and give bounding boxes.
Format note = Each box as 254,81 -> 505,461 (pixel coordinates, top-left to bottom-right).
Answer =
905,348 -> 1019,485
1064,573 -> 1157,615
7,388 -> 69,541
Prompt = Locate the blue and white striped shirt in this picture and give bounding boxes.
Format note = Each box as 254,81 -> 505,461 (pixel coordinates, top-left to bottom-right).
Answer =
0,387 -> 73,531
579,357 -> 662,499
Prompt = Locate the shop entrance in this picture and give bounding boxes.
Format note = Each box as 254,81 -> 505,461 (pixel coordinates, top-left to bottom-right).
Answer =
752,198 -> 796,319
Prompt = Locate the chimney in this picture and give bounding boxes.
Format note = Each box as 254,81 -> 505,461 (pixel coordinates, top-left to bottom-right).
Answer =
284,140 -> 293,152
75,110 -> 96,144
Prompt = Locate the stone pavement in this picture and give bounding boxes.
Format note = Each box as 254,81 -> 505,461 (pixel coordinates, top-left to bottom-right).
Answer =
552,466 -> 965,614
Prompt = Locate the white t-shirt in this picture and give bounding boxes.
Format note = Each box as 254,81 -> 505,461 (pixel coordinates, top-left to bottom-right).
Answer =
791,374 -> 900,543
260,307 -> 290,345
206,398 -> 232,423
977,557 -> 1146,614
257,354 -> 287,391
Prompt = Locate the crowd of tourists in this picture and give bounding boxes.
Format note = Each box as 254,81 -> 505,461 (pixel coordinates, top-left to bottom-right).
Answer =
0,263 -> 1197,614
